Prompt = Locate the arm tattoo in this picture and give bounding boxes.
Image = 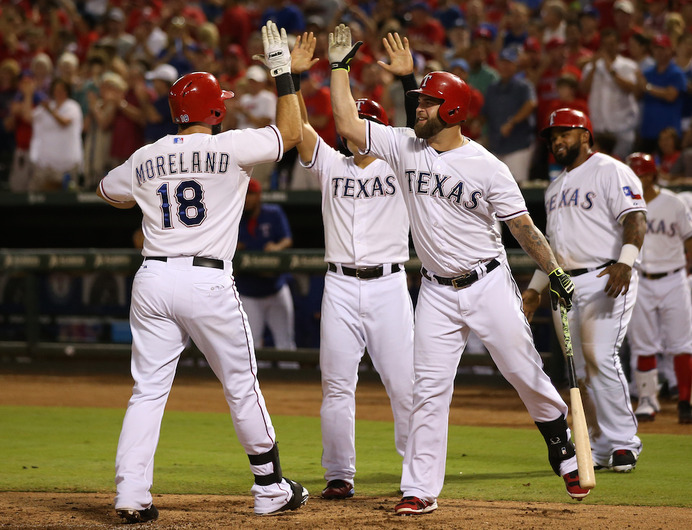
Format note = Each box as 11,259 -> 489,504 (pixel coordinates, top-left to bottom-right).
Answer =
622,211 -> 646,249
506,215 -> 560,274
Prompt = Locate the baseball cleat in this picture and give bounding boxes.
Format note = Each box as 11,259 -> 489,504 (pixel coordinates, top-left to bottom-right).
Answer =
394,496 -> 438,515
611,449 -> 637,472
634,396 -> 658,422
321,479 -> 354,499
116,504 -> 159,524
258,478 -> 308,516
563,470 -> 591,500
678,401 -> 692,424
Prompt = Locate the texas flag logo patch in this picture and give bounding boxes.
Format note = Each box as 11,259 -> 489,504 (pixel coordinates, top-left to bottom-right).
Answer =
173,137 -> 184,144
622,186 -> 642,200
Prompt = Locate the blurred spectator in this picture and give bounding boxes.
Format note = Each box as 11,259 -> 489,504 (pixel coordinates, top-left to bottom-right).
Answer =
521,36 -> 543,85
29,53 -> 53,95
225,65 -> 277,189
613,0 -> 638,57
442,16 -> 471,65
259,0 -> 306,35
535,37 -> 581,130
466,40 -> 500,95
636,34 -> 686,153
0,59 -> 20,187
218,44 -> 248,93
629,30 -> 655,71
406,2 -> 447,60
656,127 -> 684,183
71,51 -> 107,125
565,19 -> 593,70
28,78 -> 83,191
156,16 -> 197,77
665,12 -> 686,48
547,72 -> 589,126
5,74 -> 44,192
643,0 -> 669,35
593,131 -> 619,157
482,47 -> 537,184
676,33 -> 692,133
218,1 -> 255,53
581,29 -> 640,160
235,178 -> 296,354
128,7 -> 168,67
97,8 -> 136,60
578,6 -> 601,53
55,53 -> 80,92
83,71 -> 127,188
541,0 -> 567,44
136,64 -> 179,144
448,58 -> 484,141
108,63 -> 146,168
497,3 -> 530,50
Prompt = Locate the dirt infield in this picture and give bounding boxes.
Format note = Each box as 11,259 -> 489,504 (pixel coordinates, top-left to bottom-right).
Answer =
1,370 -> 690,528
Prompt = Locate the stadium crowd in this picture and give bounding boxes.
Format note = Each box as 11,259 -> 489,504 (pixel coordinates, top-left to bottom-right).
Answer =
1,0 -> 692,191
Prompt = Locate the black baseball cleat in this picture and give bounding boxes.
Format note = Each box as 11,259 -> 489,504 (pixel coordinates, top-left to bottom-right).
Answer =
321,479 -> 354,499
679,401 -> 692,424
611,449 -> 637,472
260,478 -> 309,516
116,504 -> 159,524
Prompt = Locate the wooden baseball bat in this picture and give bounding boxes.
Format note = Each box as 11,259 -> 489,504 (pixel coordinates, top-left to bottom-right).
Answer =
559,304 -> 596,489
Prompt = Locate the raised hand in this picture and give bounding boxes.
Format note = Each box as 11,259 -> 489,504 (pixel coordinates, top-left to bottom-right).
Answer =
377,32 -> 414,77
328,23 -> 362,71
291,32 -> 320,74
252,20 -> 291,77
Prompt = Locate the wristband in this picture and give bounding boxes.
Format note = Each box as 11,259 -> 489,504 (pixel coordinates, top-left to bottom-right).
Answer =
527,269 -> 550,292
275,73 -> 295,97
617,244 -> 639,267
291,73 -> 301,91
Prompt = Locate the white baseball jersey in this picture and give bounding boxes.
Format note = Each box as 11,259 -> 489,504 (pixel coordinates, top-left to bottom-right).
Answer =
303,137 -> 410,265
362,121 -> 527,275
99,128 -> 284,260
629,189 -> 692,357
364,121 -> 573,503
638,189 -> 692,274
544,153 -> 647,270
301,136 -> 414,486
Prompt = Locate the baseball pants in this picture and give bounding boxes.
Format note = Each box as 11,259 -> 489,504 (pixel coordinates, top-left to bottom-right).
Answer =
115,257 -> 277,510
552,269 -> 642,467
401,263 -> 568,502
319,269 -> 414,484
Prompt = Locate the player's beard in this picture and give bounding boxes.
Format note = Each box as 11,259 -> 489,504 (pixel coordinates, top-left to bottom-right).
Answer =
553,142 -> 581,167
414,112 -> 446,139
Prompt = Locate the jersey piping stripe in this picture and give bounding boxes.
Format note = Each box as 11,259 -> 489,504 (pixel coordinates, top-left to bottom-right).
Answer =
99,181 -> 125,204
269,125 -> 283,163
231,278 -> 275,443
361,120 -> 372,155
303,139 -> 320,169
616,206 -> 646,222
496,209 -> 528,221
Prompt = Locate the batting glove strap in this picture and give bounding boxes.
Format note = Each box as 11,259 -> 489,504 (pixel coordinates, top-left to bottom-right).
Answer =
329,41 -> 363,71
329,24 -> 362,71
548,267 -> 574,311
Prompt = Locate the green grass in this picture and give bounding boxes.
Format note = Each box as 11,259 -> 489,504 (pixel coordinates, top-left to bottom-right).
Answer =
1,406 -> 690,507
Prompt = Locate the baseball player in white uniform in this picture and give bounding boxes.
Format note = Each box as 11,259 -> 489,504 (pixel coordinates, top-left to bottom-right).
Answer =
328,25 -> 588,515
96,22 -> 309,521
523,108 -> 648,473
290,32 -> 414,500
625,153 -> 692,424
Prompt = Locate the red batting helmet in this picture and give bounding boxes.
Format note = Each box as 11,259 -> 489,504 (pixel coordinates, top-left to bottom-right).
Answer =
540,108 -> 594,145
626,152 -> 657,176
407,71 -> 471,124
355,98 -> 388,126
169,72 -> 234,126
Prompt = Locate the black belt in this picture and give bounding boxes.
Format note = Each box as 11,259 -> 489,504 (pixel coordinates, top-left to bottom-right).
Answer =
327,263 -> 402,279
422,259 -> 500,289
641,267 -> 684,280
565,260 -> 617,277
145,256 -> 224,270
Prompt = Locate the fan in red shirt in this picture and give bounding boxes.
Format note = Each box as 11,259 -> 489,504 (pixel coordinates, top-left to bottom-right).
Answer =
448,58 -> 485,141
406,2 -> 447,59
301,73 -> 337,148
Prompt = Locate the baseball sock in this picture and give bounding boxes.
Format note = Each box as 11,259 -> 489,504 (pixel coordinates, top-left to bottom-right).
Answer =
674,354 -> 691,403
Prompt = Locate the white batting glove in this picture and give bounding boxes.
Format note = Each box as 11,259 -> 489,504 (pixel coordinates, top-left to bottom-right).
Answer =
328,24 -> 362,71
252,21 -> 291,77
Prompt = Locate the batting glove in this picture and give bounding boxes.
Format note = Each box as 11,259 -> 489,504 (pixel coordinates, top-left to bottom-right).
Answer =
252,21 -> 291,77
328,24 -> 362,71
548,267 -> 574,311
